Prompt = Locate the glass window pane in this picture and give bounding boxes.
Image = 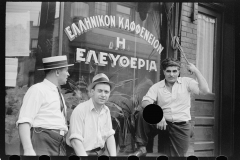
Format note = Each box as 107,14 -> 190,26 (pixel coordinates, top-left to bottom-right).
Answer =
62,2 -> 162,113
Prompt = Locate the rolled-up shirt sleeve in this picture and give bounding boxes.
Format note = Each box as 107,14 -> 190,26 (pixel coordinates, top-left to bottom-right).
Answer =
16,86 -> 43,127
102,109 -> 115,141
142,84 -> 158,103
67,106 -> 84,146
186,78 -> 200,95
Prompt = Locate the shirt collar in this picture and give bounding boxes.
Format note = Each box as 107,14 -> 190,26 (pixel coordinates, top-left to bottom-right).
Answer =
177,77 -> 182,84
43,79 -> 58,91
89,98 -> 108,114
159,77 -> 182,88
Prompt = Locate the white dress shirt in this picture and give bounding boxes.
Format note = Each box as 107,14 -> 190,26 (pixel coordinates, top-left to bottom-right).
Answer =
16,79 -> 68,132
66,98 -> 115,151
142,77 -> 199,122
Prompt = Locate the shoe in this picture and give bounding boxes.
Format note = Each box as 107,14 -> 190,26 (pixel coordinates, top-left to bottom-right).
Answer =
130,147 -> 147,157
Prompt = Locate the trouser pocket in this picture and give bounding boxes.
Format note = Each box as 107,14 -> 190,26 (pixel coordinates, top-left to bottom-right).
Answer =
32,127 -> 66,155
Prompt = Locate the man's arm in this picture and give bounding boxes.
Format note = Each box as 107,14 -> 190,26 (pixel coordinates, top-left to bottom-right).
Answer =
142,100 -> 167,130
17,86 -> 43,155
18,123 -> 36,155
187,63 -> 210,95
70,139 -> 88,156
106,135 -> 116,156
141,100 -> 152,109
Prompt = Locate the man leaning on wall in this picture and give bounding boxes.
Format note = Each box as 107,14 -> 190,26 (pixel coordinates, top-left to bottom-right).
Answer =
131,58 -> 210,157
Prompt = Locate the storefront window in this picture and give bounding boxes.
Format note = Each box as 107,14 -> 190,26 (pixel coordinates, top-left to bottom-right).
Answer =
62,4 -> 163,152
5,2 -> 164,155
63,1 -> 164,108
5,2 -> 61,155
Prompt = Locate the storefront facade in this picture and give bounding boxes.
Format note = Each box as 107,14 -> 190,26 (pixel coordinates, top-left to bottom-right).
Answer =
5,2 -> 237,157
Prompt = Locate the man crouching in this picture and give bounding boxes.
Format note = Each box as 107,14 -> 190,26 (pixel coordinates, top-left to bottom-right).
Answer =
66,73 -> 117,156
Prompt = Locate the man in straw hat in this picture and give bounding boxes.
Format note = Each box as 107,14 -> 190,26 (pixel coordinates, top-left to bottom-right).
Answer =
16,55 -> 73,156
66,73 -> 117,156
131,58 -> 210,157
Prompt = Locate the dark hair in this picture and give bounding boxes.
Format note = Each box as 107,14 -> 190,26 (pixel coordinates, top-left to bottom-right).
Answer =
44,69 -> 52,75
161,58 -> 181,70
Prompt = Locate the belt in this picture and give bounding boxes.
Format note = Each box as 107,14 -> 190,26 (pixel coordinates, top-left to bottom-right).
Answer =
33,127 -> 66,136
167,121 -> 187,125
51,129 -> 65,136
86,147 -> 104,156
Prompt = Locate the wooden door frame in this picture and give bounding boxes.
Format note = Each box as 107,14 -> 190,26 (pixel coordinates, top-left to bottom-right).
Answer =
198,3 -> 224,156
198,3 -> 237,157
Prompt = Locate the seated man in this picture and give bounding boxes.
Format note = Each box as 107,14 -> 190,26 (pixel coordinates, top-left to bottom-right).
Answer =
66,73 -> 117,156
131,58 -> 210,157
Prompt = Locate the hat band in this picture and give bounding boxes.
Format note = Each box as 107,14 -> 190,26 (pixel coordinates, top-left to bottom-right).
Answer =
43,60 -> 68,69
93,77 -> 109,83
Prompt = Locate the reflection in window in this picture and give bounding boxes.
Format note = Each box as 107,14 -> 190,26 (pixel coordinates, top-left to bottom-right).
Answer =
6,2 -> 41,26
71,2 -> 89,18
116,4 -> 131,27
55,2 -> 60,18
31,39 -> 38,49
95,2 -> 109,15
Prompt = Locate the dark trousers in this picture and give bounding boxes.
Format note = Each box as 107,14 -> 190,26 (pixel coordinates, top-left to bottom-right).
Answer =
20,127 -> 66,156
135,110 -> 192,157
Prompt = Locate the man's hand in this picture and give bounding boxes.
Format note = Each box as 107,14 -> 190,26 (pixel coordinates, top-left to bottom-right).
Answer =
24,148 -> 36,156
156,117 -> 167,130
186,63 -> 199,74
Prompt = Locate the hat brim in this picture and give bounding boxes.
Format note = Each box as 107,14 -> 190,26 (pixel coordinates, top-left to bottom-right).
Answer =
38,64 -> 74,70
88,81 -> 115,91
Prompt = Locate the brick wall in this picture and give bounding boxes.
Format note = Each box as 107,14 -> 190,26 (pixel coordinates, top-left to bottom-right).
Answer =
180,3 -> 198,78
180,3 -> 198,157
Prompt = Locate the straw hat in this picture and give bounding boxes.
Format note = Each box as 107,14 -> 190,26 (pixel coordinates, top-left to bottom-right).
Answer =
38,55 -> 74,70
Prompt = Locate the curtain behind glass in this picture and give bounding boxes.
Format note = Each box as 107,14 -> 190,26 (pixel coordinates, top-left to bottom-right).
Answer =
196,13 -> 215,92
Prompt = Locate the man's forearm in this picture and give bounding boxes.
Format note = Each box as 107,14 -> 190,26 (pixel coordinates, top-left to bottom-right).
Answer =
70,139 -> 88,156
106,135 -> 116,156
18,123 -> 34,151
195,70 -> 210,95
141,100 -> 152,109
